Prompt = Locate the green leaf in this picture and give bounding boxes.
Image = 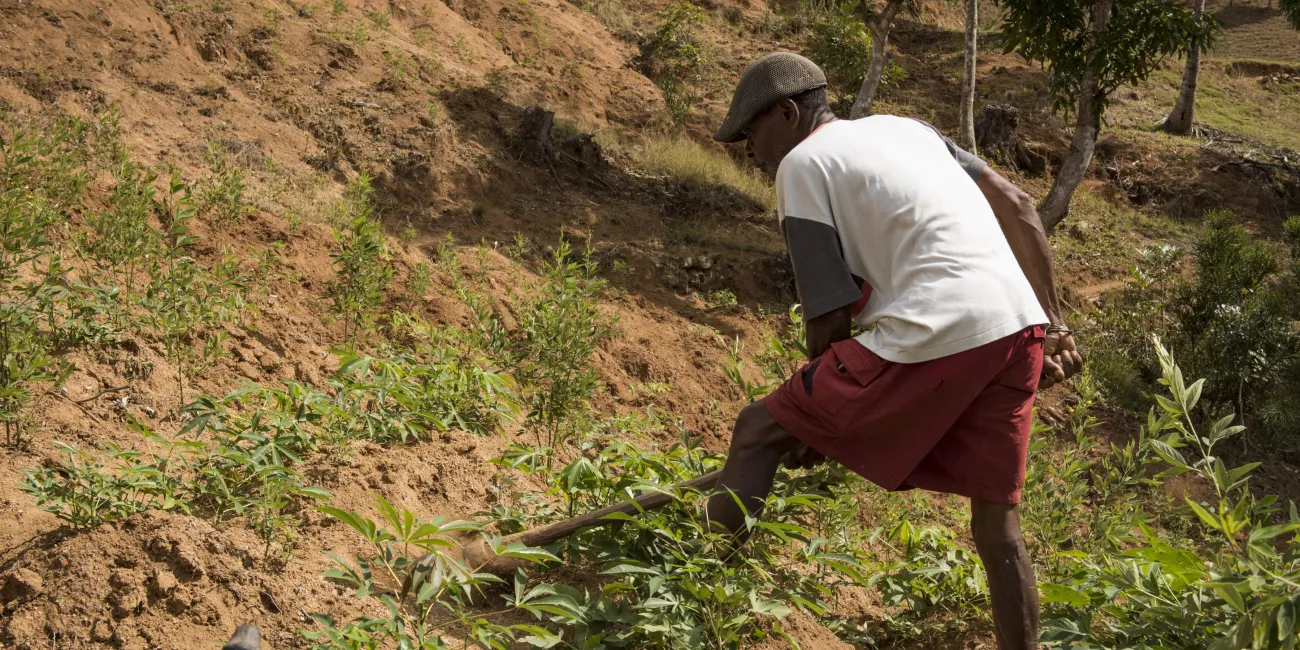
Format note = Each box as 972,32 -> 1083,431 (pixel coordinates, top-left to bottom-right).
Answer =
1212,582 -> 1248,614
1279,601 -> 1296,640
1038,583 -> 1090,607
1249,523 -> 1300,545
602,564 -> 662,577
1187,500 -> 1223,532
749,592 -> 792,618
297,485 -> 333,501
495,542 -> 559,565
1183,378 -> 1204,410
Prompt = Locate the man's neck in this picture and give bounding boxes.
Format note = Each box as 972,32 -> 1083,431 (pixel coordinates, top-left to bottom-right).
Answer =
801,112 -> 838,141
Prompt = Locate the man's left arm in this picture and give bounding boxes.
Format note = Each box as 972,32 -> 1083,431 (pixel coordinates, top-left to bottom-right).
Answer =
974,166 -> 1082,389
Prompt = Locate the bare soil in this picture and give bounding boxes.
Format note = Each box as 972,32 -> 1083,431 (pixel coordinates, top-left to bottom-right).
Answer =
1,0 -> 1298,648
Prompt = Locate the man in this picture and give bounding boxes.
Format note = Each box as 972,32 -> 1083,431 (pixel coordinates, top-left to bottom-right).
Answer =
704,53 -> 1083,650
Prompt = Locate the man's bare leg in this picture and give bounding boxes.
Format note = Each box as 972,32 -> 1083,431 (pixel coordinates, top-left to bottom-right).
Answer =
705,401 -> 800,538
971,499 -> 1039,650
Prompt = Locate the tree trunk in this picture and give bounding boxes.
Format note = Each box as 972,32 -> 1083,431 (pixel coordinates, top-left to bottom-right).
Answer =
1037,0 -> 1113,232
959,0 -> 978,151
1164,0 -> 1207,135
850,0 -> 904,119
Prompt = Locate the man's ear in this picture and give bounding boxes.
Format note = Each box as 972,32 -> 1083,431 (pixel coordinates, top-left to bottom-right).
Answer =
778,98 -> 799,126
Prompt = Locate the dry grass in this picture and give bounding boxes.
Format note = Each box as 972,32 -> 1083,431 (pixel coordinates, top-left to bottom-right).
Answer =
1111,61 -> 1300,152
1206,0 -> 1300,64
632,136 -> 776,207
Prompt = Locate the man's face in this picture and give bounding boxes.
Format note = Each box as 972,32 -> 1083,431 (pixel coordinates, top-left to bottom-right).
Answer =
742,99 -> 802,179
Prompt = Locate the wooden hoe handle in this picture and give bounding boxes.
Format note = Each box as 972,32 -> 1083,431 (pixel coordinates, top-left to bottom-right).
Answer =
462,469 -> 723,573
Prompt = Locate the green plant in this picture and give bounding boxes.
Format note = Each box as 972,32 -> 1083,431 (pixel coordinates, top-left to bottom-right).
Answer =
326,344 -> 515,446
332,0 -> 346,15
194,141 -> 252,226
367,9 -> 390,29
301,496 -> 579,649
636,2 -> 709,126
997,0 -> 1217,229
79,159 -> 160,292
406,261 -> 432,300
141,252 -> 245,405
507,241 -> 613,463
327,174 -> 393,341
1037,338 -> 1300,650
20,428 -> 197,530
707,289 -> 738,310
503,434 -> 876,649
803,4 -> 872,107
348,19 -> 370,45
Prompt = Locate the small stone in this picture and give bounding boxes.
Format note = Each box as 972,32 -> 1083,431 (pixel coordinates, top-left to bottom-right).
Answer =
143,406 -> 156,418
683,257 -> 695,270
697,256 -> 713,270
454,441 -> 477,454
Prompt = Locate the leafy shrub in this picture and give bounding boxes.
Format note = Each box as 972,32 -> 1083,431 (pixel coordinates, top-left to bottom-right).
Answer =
803,4 -> 872,108
20,429 -> 196,530
1037,339 -> 1300,650
80,159 -> 160,291
0,109 -> 120,446
1087,211 -> 1300,450
636,2 -> 709,126
327,175 -> 393,341
509,242 -> 613,460
488,433 -> 875,649
302,497 -> 575,649
194,141 -> 252,226
326,346 -> 514,446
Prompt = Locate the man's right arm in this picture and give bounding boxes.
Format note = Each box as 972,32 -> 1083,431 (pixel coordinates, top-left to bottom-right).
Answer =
974,166 -> 1082,388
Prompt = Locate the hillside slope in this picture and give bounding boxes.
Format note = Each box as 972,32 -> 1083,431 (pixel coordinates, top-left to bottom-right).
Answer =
1,0 -> 1299,648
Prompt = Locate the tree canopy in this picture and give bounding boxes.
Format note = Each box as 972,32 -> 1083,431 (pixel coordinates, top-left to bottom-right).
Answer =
999,0 -> 1216,114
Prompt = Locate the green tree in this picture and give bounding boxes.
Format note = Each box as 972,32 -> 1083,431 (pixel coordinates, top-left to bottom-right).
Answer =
848,0 -> 915,119
803,4 -> 874,108
1162,0 -> 1216,135
997,0 -> 1213,231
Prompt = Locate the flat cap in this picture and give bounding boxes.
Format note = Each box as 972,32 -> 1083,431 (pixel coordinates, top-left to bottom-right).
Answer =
713,52 -> 827,143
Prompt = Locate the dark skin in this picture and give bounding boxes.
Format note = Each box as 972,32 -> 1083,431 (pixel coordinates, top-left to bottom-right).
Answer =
707,98 -> 1083,650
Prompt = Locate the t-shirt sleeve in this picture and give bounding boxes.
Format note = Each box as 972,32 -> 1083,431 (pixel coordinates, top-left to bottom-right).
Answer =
776,162 -> 862,321
911,119 -> 987,182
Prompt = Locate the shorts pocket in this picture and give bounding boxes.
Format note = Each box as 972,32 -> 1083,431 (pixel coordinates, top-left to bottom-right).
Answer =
996,330 -> 1045,393
807,340 -> 890,417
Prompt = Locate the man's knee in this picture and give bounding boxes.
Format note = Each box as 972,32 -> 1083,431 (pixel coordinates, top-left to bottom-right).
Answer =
731,402 -> 791,452
970,499 -> 1022,544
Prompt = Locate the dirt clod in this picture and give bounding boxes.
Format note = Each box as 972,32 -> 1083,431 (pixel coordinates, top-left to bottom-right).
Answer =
1,568 -> 43,603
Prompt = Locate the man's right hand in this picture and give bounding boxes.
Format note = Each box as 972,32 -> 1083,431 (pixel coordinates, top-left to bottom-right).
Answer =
1040,331 -> 1083,390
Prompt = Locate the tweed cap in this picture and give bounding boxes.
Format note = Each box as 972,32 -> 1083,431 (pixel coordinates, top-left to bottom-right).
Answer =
713,52 -> 827,143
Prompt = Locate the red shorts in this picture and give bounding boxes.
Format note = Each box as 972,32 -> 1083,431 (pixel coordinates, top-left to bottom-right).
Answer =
764,326 -> 1044,504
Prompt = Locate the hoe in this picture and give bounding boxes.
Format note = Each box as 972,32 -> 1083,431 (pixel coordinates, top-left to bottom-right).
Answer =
450,469 -> 722,575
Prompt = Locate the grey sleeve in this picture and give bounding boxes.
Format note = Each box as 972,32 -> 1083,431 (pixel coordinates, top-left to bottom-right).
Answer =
782,216 -> 862,321
911,119 -> 987,182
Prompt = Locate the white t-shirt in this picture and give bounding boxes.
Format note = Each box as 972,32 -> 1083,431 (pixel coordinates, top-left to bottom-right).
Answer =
776,116 -> 1047,363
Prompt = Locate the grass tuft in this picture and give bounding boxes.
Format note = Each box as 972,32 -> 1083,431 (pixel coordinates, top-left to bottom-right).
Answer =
633,137 -> 775,207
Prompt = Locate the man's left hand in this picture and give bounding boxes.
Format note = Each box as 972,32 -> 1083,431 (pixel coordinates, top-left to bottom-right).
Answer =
781,443 -> 826,470
1040,330 -> 1083,390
